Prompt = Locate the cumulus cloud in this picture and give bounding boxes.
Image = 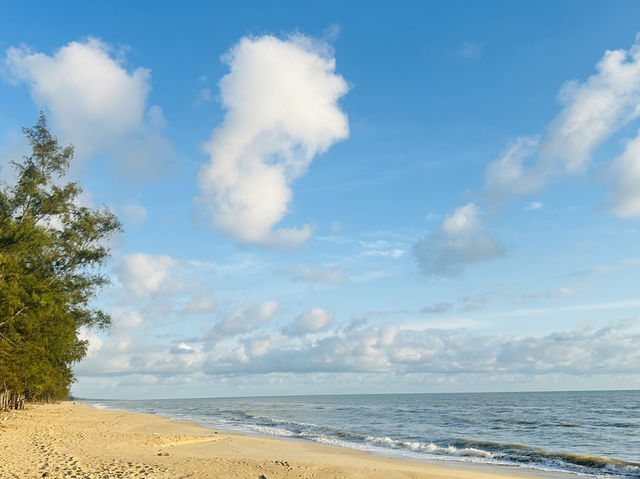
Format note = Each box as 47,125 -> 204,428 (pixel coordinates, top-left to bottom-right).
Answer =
75,337 -> 204,377
542,37 -> 640,171
203,318 -> 640,376
77,328 -> 103,359
414,203 -> 504,276
213,300 -> 279,336
4,38 -> 173,179
115,253 -> 176,297
198,33 -> 349,247
111,308 -> 144,330
284,307 -> 334,335
288,264 -> 347,284
113,253 -> 219,323
75,310 -> 640,384
485,35 -> 640,203
183,294 -> 217,316
455,35 -> 640,278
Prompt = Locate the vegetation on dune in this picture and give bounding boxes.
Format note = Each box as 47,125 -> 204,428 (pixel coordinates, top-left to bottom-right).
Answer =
0,113 -> 121,407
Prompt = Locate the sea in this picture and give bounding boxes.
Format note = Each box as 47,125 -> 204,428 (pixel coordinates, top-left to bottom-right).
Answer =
82,390 -> 640,478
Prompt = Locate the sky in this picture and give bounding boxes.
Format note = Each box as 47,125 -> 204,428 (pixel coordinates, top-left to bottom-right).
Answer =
1,1 -> 640,399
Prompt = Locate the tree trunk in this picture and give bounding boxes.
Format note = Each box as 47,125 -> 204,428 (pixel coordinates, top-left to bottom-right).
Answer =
0,384 -> 25,410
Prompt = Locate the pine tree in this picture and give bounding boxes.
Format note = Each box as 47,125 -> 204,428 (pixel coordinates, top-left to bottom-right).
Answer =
0,113 -> 121,402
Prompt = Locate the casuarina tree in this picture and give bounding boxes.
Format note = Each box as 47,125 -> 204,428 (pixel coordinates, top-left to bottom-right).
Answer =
0,113 -> 121,403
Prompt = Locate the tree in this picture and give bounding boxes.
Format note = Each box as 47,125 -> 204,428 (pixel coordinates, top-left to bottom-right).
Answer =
0,112 -> 121,402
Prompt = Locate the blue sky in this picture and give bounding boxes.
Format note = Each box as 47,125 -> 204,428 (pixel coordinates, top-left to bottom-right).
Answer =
2,1 -> 640,398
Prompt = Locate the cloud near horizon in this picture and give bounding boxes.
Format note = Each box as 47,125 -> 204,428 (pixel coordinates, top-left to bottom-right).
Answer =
75,317 -> 640,379
284,307 -> 334,335
4,38 -> 173,179
198,34 -> 349,248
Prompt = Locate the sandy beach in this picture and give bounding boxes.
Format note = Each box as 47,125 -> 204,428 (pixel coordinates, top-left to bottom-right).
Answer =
0,402 -> 559,479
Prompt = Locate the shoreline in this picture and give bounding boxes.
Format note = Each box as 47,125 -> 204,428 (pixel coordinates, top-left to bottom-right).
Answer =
0,402 -> 583,479
83,400 -> 596,479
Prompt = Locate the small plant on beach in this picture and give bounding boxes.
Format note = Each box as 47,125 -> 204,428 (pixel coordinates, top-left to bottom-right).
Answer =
0,113 -> 121,405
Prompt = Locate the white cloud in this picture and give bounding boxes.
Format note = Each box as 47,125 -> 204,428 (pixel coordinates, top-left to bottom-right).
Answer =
485,136 -> 542,201
4,38 -> 173,179
441,202 -> 479,234
288,264 -> 347,284
542,36 -> 640,171
77,327 -> 103,359
464,35 -> 640,277
213,300 -> 279,336
485,35 -> 640,202
75,312 -> 640,384
112,309 -> 144,330
285,307 -> 334,335
609,130 -> 640,217
75,336 -> 204,377
115,253 -> 176,297
202,318 -> 640,376
183,295 -> 217,315
414,203 -> 504,276
198,33 -> 349,248
112,254 -> 218,323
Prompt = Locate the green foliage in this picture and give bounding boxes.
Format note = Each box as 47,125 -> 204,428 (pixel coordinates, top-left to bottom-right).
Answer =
0,112 -> 122,401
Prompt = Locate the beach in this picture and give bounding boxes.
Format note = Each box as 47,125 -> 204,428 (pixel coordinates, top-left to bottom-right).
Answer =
0,402 -> 550,479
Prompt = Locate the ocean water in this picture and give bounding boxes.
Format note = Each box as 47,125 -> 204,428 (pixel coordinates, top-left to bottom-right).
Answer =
83,390 -> 640,478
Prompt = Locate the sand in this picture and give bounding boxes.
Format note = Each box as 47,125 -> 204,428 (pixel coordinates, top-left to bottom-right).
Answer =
0,402 -> 547,479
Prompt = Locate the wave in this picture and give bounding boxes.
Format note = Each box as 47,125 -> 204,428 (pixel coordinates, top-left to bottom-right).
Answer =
453,440 -> 640,477
217,412 -> 639,477
247,424 -> 296,437
227,417 -> 640,478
